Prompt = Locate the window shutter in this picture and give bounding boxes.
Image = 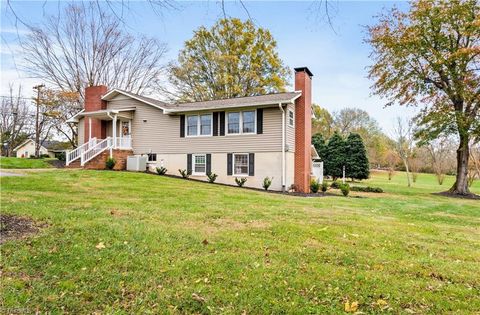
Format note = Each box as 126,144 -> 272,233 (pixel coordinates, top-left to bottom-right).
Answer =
180,115 -> 185,138
219,112 -> 225,136
187,154 -> 192,173
227,153 -> 232,175
212,113 -> 219,136
248,153 -> 255,176
206,154 -> 212,174
256,109 -> 263,134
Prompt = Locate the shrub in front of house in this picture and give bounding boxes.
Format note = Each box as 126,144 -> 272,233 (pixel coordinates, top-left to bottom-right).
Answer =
262,177 -> 273,191
207,172 -> 218,183
321,182 -> 328,193
178,169 -> 191,179
235,177 -> 247,187
340,183 -> 350,197
350,186 -> 383,193
330,181 -> 341,189
156,167 -> 167,175
310,179 -> 320,193
106,157 -> 116,170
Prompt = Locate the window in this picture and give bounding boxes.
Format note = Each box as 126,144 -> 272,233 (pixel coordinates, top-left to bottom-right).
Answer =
187,115 -> 198,136
200,114 -> 212,135
147,153 -> 157,162
233,153 -> 249,176
227,112 -> 240,134
242,111 -> 255,133
193,154 -> 206,175
227,110 -> 256,134
187,114 -> 212,136
288,109 -> 294,127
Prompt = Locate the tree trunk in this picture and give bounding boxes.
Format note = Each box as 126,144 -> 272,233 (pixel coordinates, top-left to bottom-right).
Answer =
403,158 -> 411,187
449,134 -> 470,195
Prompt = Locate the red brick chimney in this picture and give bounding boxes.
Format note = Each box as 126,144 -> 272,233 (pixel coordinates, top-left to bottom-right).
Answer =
294,67 -> 313,193
84,85 -> 108,141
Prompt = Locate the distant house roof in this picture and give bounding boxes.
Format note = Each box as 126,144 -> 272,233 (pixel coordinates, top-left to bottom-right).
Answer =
13,139 -> 66,151
13,139 -> 47,152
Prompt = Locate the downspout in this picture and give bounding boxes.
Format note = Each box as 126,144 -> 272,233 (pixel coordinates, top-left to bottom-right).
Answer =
279,103 -> 286,191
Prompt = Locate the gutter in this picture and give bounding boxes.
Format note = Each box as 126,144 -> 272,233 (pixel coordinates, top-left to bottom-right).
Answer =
279,103 -> 286,191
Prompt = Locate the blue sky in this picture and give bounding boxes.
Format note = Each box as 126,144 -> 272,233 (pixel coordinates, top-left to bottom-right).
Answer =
0,0 -> 414,133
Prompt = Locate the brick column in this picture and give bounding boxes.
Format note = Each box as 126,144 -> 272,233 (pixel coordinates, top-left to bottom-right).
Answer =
84,85 -> 108,141
294,67 -> 313,193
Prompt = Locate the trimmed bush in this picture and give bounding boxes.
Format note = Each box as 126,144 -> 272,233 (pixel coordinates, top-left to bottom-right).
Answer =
310,179 -> 320,193
330,181 -> 341,189
156,167 -> 167,175
350,186 -> 384,193
207,172 -> 218,183
321,182 -> 328,193
235,177 -> 247,187
178,169 -> 191,179
262,177 -> 273,191
340,183 -> 350,197
105,157 -> 116,170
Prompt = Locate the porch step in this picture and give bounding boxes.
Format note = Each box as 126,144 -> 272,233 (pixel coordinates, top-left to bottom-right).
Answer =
68,149 -> 133,170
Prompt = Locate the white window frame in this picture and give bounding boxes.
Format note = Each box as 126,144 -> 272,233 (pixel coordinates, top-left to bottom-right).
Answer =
147,153 -> 157,162
233,153 -> 249,176
186,114 -> 213,137
226,109 -> 256,135
288,109 -> 294,127
192,154 -> 207,175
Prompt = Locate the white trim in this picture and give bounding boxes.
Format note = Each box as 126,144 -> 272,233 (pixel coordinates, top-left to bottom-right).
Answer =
226,109 -> 256,135
232,153 -> 249,176
192,154 -> 207,176
185,113 -> 213,137
102,89 -> 167,111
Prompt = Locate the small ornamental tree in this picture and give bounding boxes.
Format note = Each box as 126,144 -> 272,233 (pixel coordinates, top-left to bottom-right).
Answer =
324,132 -> 346,180
345,133 -> 370,180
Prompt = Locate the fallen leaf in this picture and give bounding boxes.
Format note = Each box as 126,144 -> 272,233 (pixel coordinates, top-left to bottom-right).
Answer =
192,293 -> 206,303
202,239 -> 209,245
345,301 -> 359,313
376,299 -> 388,306
95,242 -> 105,250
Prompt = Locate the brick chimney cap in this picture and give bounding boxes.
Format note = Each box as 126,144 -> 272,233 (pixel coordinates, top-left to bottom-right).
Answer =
294,67 -> 313,78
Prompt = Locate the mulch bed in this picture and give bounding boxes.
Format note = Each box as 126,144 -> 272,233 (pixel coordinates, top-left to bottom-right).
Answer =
0,214 -> 43,244
47,159 -> 66,168
433,191 -> 480,200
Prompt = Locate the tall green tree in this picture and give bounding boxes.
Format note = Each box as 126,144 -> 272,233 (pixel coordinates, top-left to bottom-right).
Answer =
324,132 -> 346,180
367,0 -> 480,195
345,133 -> 370,180
168,18 -> 290,102
312,133 -> 327,161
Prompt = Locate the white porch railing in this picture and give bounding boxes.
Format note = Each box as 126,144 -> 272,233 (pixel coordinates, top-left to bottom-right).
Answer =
66,138 -> 97,166
115,137 -> 132,149
81,137 -> 113,166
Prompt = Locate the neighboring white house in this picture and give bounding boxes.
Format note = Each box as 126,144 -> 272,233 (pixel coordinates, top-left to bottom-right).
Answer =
13,139 -> 50,158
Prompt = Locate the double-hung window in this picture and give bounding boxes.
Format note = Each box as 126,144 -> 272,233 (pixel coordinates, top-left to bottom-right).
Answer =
187,114 -> 212,136
227,110 -> 255,134
233,153 -> 249,176
147,153 -> 157,162
193,154 -> 206,175
288,109 -> 294,127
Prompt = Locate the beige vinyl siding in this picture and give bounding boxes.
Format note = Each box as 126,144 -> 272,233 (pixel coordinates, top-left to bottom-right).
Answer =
78,118 -> 85,145
107,98 -> 284,154
286,103 -> 295,152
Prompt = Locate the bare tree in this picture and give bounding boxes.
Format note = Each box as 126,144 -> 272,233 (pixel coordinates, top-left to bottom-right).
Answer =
425,137 -> 455,186
0,85 -> 33,157
385,149 -> 399,180
392,117 -> 415,187
21,3 -> 168,99
468,144 -> 480,187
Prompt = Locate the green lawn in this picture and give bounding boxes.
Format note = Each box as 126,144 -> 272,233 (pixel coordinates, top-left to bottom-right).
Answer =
1,170 -> 479,314
0,157 -> 55,169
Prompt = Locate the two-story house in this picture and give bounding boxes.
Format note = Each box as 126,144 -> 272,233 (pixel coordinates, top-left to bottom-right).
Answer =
67,67 -> 316,193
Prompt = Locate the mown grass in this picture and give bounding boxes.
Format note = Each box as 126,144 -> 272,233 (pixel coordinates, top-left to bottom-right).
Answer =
1,170 -> 479,314
0,157 -> 55,169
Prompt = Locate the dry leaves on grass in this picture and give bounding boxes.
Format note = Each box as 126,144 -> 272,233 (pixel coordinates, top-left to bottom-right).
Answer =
95,242 -> 106,250
192,293 -> 206,303
344,300 -> 359,313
